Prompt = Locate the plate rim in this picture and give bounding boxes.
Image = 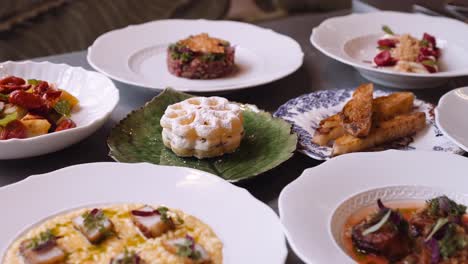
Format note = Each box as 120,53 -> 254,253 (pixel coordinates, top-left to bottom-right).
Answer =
87,18 -> 304,92
436,86 -> 468,152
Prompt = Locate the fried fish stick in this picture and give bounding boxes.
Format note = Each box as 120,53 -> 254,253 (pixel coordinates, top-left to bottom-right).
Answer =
332,112 -> 426,156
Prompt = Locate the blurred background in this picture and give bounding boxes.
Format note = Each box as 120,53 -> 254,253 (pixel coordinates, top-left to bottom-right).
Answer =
0,0 -> 466,61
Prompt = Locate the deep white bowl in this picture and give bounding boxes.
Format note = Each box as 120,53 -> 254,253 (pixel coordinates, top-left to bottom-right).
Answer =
0,163 -> 287,264
279,150 -> 468,263
0,61 -> 119,159
311,11 -> 468,89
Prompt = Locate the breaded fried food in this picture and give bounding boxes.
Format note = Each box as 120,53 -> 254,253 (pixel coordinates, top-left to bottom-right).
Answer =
341,83 -> 374,137
373,92 -> 414,122
312,114 -> 345,146
332,112 -> 426,156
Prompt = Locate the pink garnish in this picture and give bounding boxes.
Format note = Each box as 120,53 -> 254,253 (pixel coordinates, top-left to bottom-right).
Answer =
131,209 -> 158,217
374,50 -> 397,66
423,33 -> 436,47
420,47 -> 440,59
377,39 -> 397,48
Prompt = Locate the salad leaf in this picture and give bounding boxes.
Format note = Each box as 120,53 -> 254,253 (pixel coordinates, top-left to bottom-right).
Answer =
53,99 -> 72,117
0,112 -> 18,127
382,25 -> 394,35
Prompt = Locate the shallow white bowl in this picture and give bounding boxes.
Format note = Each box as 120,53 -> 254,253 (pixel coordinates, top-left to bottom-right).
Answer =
88,19 -> 304,93
311,11 -> 468,89
436,87 -> 468,152
0,61 -> 119,159
279,150 -> 468,263
0,163 -> 287,264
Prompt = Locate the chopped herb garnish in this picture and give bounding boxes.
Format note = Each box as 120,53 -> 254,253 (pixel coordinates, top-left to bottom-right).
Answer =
0,93 -> 9,101
157,206 -> 171,223
201,53 -> 225,62
175,237 -> 202,260
427,196 -> 466,218
420,39 -> 430,47
111,248 -> 141,264
377,45 -> 391,51
53,99 -> 72,117
28,229 -> 55,250
421,60 -> 437,67
27,79 -> 40,85
382,25 -> 394,35
0,112 -> 17,127
439,223 -> 468,259
82,209 -> 106,231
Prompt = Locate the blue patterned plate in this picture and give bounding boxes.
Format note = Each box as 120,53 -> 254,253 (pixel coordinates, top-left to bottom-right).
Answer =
274,89 -> 464,160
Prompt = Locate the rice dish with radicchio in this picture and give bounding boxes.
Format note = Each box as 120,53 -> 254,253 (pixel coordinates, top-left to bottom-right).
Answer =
167,33 -> 235,79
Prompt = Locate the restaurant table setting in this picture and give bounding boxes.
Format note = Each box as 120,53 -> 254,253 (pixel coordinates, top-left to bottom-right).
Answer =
1,2 -> 468,264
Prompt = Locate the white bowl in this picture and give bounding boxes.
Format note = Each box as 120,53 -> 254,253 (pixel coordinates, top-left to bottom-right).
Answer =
436,87 -> 468,152
0,61 -> 119,159
279,150 -> 468,263
0,162 -> 287,264
311,11 -> 468,89
88,19 -> 304,93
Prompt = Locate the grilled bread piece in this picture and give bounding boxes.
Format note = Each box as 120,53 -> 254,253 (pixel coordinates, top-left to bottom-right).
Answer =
312,114 -> 345,146
373,92 -> 414,122
341,83 -> 374,137
332,112 -> 426,156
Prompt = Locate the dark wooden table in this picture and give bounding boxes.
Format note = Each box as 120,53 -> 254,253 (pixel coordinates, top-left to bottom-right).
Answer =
1,7 -> 467,264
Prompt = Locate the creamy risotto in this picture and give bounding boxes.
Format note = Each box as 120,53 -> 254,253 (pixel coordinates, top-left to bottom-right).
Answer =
4,204 -> 222,264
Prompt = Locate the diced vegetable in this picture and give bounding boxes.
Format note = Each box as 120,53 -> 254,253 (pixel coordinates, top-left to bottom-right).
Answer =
0,112 -> 17,127
59,90 -> 79,108
53,100 -> 72,117
27,79 -> 40,85
20,116 -> 51,137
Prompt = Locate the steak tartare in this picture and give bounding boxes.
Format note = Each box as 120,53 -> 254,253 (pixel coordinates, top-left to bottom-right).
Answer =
167,33 -> 236,79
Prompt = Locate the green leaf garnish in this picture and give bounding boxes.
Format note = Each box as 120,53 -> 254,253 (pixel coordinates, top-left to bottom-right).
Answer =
421,60 -> 437,67
53,99 -> 72,117
420,39 -> 430,47
0,93 -> 9,101
82,210 -> 107,232
362,209 -> 391,236
377,46 -> 391,51
157,206 -> 171,223
0,112 -> 17,127
175,238 -> 202,260
28,229 -> 55,250
27,79 -> 40,85
382,25 -> 394,35
425,218 -> 449,242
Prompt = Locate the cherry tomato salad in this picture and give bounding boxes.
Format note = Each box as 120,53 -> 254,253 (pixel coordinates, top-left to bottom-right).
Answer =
0,76 -> 78,140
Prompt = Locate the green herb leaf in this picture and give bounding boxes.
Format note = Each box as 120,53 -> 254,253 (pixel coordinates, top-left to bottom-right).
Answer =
53,99 -> 72,117
28,229 -> 55,250
0,112 -> 17,127
421,60 -> 436,67
362,209 -> 391,236
0,93 -> 9,101
382,25 -> 394,35
377,45 -> 391,51
175,238 -> 202,260
425,218 -> 449,242
439,224 -> 468,258
157,206 -> 170,223
420,39 -> 430,47
27,79 -> 40,85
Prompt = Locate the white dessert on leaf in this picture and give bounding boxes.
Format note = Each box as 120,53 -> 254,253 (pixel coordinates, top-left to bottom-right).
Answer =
160,96 -> 244,159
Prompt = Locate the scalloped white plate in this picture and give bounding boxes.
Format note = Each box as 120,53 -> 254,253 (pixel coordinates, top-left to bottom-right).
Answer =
436,87 -> 468,152
87,19 -> 304,92
311,12 -> 468,89
0,61 -> 119,159
0,163 -> 287,263
279,150 -> 468,263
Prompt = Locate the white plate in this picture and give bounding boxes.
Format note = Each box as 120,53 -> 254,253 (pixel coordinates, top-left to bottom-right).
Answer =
273,88 -> 463,160
279,150 -> 468,264
87,19 -> 303,93
0,61 -> 119,159
311,11 -> 468,89
0,162 -> 287,264
436,87 -> 468,152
